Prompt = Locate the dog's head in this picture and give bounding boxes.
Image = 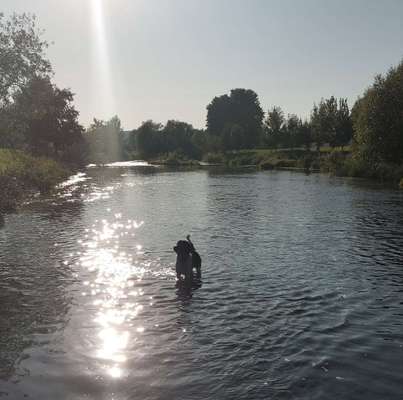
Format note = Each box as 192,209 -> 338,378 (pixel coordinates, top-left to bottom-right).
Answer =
174,240 -> 191,255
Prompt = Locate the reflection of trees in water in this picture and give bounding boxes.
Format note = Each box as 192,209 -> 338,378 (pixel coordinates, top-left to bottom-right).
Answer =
0,207 -> 80,380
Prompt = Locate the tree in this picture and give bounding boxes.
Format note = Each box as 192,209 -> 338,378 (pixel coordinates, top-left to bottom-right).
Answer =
299,121 -> 312,150
163,120 -> 198,157
85,116 -> 124,163
229,89 -> 264,148
310,97 -> 338,150
133,120 -> 162,158
284,114 -> 301,148
10,76 -> 84,158
0,13 -> 51,106
334,98 -> 353,149
206,94 -> 231,137
206,88 -> 264,149
222,124 -> 246,150
264,106 -> 284,148
352,60 -> 403,164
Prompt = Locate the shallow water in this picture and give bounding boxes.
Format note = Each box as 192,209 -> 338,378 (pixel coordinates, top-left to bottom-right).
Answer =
1,166 -> 403,400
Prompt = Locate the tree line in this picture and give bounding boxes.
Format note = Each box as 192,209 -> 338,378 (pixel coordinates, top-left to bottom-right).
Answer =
129,90 -> 353,159
1,12 -> 403,174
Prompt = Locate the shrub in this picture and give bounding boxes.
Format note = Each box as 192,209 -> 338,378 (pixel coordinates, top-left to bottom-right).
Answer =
0,149 -> 69,212
203,152 -> 225,164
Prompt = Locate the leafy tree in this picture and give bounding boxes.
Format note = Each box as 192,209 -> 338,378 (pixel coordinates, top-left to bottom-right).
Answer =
190,129 -> 209,155
133,120 -> 163,158
352,60 -> 403,164
163,120 -> 198,157
0,13 -> 51,106
229,89 -> 264,148
10,76 -> 84,158
284,114 -> 301,148
85,116 -> 124,163
222,124 -> 246,150
310,96 -> 352,150
299,121 -> 312,150
264,106 -> 285,148
310,104 -> 322,151
206,94 -> 231,137
334,98 -> 353,149
206,88 -> 264,149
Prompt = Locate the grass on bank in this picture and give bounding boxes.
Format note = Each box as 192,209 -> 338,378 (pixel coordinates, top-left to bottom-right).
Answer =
203,148 -> 320,170
0,149 -> 69,212
202,147 -> 403,186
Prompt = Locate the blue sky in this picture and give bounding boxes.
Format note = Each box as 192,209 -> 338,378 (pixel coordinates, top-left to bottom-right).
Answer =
2,0 -> 403,129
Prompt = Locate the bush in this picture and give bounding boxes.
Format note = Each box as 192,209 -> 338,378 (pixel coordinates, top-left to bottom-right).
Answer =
322,151 -> 348,175
0,149 -> 69,212
203,152 -> 225,164
342,157 -> 369,178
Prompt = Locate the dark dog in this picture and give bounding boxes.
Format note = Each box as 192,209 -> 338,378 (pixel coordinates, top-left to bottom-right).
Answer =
174,240 -> 193,282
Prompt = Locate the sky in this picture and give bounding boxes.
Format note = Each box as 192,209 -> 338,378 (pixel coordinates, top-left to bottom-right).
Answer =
2,0 -> 403,130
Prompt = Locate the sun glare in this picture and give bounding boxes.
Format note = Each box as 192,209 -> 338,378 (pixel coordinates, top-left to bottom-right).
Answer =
90,0 -> 116,117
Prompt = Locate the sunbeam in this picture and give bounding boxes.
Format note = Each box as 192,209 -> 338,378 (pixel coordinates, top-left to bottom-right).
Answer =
91,0 -> 116,117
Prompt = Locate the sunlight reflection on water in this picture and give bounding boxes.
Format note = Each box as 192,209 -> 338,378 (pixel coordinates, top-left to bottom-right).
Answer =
76,215 -> 154,378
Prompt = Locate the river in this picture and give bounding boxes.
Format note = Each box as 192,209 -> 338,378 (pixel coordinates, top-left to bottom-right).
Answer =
1,163 -> 403,400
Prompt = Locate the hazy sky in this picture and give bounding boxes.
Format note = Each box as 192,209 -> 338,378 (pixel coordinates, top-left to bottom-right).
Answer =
2,0 -> 403,130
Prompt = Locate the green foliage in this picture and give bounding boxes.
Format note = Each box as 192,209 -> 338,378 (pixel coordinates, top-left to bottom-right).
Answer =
311,96 -> 352,150
203,152 -> 225,164
264,107 -> 312,150
264,106 -> 285,148
222,124 -> 246,150
352,60 -> 403,165
130,120 -> 204,160
0,149 -> 69,212
0,13 -> 51,105
206,88 -> 264,149
132,120 -> 163,158
7,76 -> 85,158
0,14 -> 85,166
84,116 -> 124,163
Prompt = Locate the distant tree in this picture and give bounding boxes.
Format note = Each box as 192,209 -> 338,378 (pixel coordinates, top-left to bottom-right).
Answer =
352,60 -> 403,164
206,94 -> 231,137
222,124 -> 246,150
134,120 -> 162,158
163,120 -> 198,157
85,116 -> 124,163
264,106 -> 285,148
0,13 -> 51,106
334,98 -> 353,149
229,89 -> 264,148
310,104 -> 321,151
311,97 -> 337,150
191,129 -> 209,155
10,76 -> 84,158
284,114 -> 301,148
310,96 -> 352,150
206,88 -> 264,149
299,121 -> 312,150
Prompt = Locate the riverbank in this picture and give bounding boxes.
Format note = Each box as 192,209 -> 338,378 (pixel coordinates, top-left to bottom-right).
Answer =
202,148 -> 403,185
0,149 -> 70,217
148,148 -> 403,186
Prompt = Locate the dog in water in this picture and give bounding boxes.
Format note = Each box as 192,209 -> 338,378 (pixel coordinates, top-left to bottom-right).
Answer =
174,235 -> 202,283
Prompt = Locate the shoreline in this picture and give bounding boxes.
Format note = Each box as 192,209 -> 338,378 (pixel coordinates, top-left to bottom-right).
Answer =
146,148 -> 403,187
0,149 -> 72,224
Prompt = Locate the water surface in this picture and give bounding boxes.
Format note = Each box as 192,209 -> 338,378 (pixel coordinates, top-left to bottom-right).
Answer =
1,166 -> 403,400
